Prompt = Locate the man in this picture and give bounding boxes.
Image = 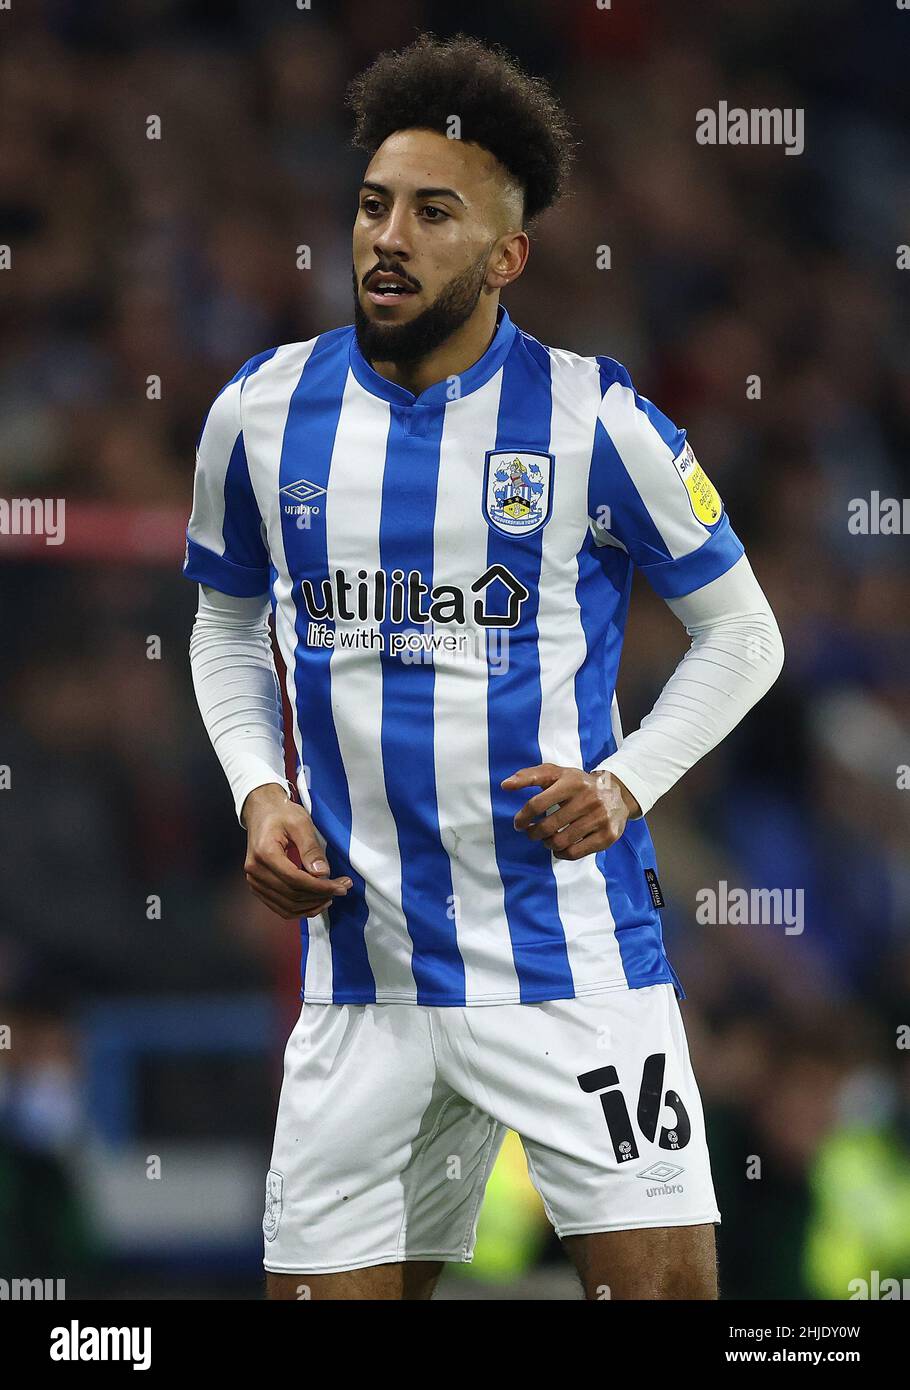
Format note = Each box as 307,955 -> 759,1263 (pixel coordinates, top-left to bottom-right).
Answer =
185,34 -> 784,1300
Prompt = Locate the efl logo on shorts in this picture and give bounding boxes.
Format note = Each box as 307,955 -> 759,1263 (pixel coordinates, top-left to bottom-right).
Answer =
263,1170 -> 284,1242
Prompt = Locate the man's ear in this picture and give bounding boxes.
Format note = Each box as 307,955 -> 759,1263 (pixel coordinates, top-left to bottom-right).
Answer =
487,229 -> 529,290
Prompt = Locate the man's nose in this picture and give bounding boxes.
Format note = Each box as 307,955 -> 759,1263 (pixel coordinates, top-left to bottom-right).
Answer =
373,206 -> 412,260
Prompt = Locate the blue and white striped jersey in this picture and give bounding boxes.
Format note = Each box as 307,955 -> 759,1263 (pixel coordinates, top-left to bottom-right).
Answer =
184,304 -> 744,1006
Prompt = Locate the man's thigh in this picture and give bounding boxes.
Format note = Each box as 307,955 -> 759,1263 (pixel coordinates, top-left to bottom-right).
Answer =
266,1261 -> 445,1301
563,1223 -> 718,1300
436,982 -> 722,1282
263,1001 -> 504,1281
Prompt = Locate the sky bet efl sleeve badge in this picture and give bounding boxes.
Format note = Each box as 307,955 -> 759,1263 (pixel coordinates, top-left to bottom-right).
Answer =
483,449 -> 555,537
671,441 -> 723,526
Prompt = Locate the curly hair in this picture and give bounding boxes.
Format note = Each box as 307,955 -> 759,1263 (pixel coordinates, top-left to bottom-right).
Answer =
345,33 -> 577,227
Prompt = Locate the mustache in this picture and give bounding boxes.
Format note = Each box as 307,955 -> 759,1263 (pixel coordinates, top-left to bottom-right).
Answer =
363,263 -> 420,291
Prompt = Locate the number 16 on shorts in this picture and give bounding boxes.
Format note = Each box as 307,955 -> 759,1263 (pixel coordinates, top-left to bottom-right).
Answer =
577,1053 -> 691,1162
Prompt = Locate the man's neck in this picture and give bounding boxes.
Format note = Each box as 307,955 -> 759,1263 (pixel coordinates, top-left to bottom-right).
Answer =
368,299 -> 500,398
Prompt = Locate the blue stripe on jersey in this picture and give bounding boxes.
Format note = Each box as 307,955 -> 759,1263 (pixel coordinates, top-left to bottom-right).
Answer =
378,408 -> 465,1004
636,395 -> 683,451
222,433 -> 269,574
618,819 -> 687,1000
574,531 -> 632,771
645,521 -> 745,599
575,531 -> 677,991
279,331 -> 375,1002
487,335 -> 575,1001
184,533 -> 269,596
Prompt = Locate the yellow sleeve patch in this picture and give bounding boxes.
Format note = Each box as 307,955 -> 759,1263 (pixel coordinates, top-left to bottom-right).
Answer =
672,442 -> 722,526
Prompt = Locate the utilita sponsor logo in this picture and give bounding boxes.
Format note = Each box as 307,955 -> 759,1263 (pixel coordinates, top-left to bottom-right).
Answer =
300,565 -> 530,628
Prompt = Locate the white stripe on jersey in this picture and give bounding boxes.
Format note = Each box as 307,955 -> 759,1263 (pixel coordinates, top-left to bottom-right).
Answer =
539,348 -> 624,989
598,382 -> 714,560
324,373 -> 417,1000
189,376 -> 244,557
432,367 -> 520,1000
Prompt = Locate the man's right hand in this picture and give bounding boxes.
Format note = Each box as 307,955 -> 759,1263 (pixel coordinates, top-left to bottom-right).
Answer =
241,784 -> 352,920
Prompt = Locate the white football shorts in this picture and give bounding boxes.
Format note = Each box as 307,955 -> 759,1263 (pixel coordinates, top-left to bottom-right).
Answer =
262,982 -> 721,1274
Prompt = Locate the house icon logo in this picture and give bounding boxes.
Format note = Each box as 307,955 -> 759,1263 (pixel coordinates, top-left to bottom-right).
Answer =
470,563 -> 530,627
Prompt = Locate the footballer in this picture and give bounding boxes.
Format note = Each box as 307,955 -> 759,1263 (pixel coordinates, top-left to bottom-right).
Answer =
184,34 -> 784,1300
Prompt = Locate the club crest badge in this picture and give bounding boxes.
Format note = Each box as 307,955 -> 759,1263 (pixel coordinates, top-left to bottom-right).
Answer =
483,449 -> 554,537
263,1169 -> 283,1242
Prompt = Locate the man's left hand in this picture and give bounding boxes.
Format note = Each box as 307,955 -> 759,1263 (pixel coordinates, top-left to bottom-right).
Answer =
501,763 -> 641,860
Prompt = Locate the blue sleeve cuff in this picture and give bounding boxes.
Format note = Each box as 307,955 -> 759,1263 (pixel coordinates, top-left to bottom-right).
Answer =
183,535 -> 270,597
637,516 -> 745,599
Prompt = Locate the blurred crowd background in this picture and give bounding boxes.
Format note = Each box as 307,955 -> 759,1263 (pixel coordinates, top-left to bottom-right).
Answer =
1,0 -> 908,1299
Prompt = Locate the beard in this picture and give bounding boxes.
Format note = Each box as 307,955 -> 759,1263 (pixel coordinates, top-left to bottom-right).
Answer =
352,251 -> 491,367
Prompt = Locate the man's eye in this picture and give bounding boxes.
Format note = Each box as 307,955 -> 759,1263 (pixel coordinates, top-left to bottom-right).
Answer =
421,206 -> 448,220
362,199 -> 383,215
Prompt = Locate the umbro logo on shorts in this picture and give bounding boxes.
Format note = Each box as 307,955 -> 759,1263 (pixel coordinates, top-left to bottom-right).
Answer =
637,1160 -> 686,1197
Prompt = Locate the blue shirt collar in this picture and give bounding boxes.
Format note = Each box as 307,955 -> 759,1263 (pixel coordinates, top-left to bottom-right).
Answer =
348,302 -> 517,408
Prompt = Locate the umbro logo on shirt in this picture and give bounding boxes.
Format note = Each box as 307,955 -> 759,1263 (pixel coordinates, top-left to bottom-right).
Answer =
281,477 -> 327,515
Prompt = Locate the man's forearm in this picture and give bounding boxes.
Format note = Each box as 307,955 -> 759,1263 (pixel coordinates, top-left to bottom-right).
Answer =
596,555 -> 785,817
189,584 -> 292,825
